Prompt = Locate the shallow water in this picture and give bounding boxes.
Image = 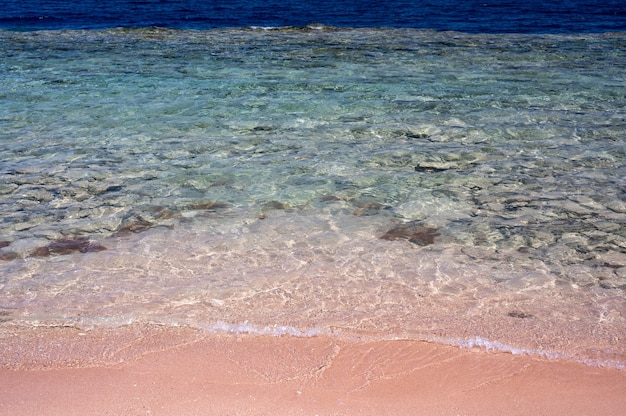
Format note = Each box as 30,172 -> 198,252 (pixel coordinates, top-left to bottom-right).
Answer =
1,27 -> 625,368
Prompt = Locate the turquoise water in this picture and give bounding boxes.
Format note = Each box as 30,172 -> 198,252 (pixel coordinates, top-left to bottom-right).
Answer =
1,28 -> 626,368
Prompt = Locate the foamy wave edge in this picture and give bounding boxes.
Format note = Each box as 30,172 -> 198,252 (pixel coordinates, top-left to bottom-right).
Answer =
196,321 -> 626,371
197,320 -> 327,338
447,336 -> 626,371
8,317 -> 625,371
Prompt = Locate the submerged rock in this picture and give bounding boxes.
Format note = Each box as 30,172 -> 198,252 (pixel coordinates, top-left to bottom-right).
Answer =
30,237 -> 107,257
115,216 -> 153,236
380,221 -> 440,246
598,269 -> 626,290
0,310 -> 12,322
508,311 -> 534,319
261,201 -> 291,211
350,197 -> 392,217
147,205 -> 178,220
186,201 -> 230,211
414,151 -> 485,172
319,195 -> 341,202
0,252 -> 18,261
414,163 -> 454,173
257,200 -> 292,219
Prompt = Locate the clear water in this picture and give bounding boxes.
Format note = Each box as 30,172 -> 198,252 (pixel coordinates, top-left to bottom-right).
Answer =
1,27 -> 625,369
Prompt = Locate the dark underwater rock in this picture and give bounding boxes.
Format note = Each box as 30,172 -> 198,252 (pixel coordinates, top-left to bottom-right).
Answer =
115,216 -> 153,236
380,221 -> 440,246
30,237 -> 107,257
319,195 -> 341,202
0,252 -> 18,261
187,201 -> 230,210
261,201 -> 291,210
147,205 -> 178,220
508,311 -> 534,319
350,197 -> 392,217
0,310 -> 12,322
414,164 -> 452,173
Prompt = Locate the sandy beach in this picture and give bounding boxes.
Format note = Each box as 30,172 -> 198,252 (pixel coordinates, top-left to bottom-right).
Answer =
1,330 -> 625,416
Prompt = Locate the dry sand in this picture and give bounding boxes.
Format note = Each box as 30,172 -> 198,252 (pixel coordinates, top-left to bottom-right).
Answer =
1,333 -> 625,416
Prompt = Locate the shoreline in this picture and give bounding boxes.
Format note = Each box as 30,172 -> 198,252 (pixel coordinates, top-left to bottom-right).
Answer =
2,331 -> 625,415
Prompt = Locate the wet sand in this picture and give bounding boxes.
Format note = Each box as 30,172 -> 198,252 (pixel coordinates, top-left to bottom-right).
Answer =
1,332 -> 625,416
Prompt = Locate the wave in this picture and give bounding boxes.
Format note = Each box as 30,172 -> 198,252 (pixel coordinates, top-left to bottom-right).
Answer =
451,337 -> 626,371
4,312 -> 625,371
186,321 -> 626,371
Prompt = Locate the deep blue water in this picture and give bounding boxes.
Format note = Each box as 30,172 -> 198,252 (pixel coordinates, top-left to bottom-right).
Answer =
1,0 -> 625,33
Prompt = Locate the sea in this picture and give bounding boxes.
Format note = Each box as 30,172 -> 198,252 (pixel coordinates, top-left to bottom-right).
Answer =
1,0 -> 626,370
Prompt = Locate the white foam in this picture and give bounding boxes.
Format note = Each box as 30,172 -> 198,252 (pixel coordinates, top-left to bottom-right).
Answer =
193,321 -> 626,371
455,336 -> 561,359
452,336 -> 626,371
199,321 -> 326,338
